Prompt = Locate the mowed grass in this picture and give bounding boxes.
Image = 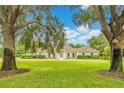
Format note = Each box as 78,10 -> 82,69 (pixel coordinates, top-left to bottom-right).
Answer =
0,59 -> 124,88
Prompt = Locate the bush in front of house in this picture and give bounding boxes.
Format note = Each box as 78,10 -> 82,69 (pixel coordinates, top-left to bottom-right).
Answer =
0,48 -> 3,57
16,54 -> 25,57
18,54 -> 45,59
77,55 -> 99,59
103,46 -> 110,59
98,56 -> 109,60
96,46 -> 110,60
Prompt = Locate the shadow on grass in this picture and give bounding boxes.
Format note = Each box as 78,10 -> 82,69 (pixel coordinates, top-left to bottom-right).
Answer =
0,69 -> 30,78
98,70 -> 124,80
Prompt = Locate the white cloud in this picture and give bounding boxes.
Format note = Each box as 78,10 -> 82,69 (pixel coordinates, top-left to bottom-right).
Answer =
76,24 -> 89,33
81,5 -> 89,10
64,25 -> 101,45
79,29 -> 100,40
65,27 -> 80,39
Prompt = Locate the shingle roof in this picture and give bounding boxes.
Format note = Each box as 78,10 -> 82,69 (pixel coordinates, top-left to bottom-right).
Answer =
61,45 -> 98,53
36,45 -> 99,53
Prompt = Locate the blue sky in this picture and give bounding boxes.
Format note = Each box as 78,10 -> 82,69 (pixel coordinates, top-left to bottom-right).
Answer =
51,6 -> 75,28
51,5 -> 101,45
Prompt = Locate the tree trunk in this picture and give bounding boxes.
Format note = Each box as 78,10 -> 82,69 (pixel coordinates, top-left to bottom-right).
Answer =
52,51 -> 57,59
53,52 -> 56,58
109,41 -> 123,72
52,48 -> 58,59
1,25 -> 17,71
110,44 -> 113,64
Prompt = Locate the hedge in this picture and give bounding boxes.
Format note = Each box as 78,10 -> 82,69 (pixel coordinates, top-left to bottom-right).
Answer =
77,55 -> 99,59
16,54 -> 45,59
16,54 -> 25,57
22,55 -> 45,59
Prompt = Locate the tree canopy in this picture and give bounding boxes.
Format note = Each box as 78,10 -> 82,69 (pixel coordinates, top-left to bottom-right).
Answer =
73,5 -> 124,72
87,33 -> 109,51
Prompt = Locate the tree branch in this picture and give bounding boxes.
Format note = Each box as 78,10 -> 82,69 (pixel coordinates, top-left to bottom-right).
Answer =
116,31 -> 124,41
119,8 -> 124,31
15,21 -> 34,31
96,5 -> 113,42
0,18 -> 5,26
15,20 -> 48,31
11,6 -> 21,24
119,7 -> 124,20
110,6 -> 118,22
110,5 -> 123,38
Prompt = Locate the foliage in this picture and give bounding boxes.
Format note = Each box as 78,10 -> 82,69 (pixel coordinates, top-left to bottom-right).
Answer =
73,6 -> 98,27
70,43 -> 84,48
42,15 -> 66,56
104,46 -> 110,57
21,54 -> 45,59
16,54 -> 45,59
16,54 -> 25,57
0,5 -> 52,53
77,55 -> 99,59
16,8 -> 65,56
0,5 -> 52,70
87,33 -> 109,57
15,6 -> 52,54
16,42 -> 25,54
0,48 -> 3,57
87,33 -> 109,50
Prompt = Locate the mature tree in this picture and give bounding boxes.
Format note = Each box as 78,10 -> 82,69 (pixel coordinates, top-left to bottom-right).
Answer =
69,43 -> 84,48
42,15 -> 66,58
18,25 -> 41,53
73,5 -> 124,72
0,5 -> 49,71
87,33 -> 109,55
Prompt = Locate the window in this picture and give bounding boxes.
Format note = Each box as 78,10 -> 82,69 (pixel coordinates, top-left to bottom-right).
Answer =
72,53 -> 75,57
60,53 -> 63,57
82,53 -> 85,55
91,53 -> 93,55
67,53 -> 70,58
48,52 -> 50,58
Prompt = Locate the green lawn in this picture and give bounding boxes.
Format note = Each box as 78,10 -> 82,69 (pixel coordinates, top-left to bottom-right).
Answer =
0,59 -> 124,88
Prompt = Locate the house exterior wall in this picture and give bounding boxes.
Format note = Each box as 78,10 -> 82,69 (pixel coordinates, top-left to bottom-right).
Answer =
42,51 -> 99,59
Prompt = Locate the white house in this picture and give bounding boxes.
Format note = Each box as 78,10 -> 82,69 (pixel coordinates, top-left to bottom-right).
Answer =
35,45 -> 99,59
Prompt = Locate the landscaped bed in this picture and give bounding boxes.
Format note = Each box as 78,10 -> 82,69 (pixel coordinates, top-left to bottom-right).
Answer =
0,59 -> 124,88
0,69 -> 30,78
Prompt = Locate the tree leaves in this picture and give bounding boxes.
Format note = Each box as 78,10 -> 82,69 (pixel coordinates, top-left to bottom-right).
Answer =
73,6 -> 98,27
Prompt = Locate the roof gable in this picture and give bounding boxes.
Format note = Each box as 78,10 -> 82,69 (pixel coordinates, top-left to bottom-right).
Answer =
62,45 -> 98,53
36,45 -> 99,53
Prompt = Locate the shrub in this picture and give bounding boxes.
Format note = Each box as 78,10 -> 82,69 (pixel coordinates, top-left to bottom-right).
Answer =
77,55 -> 99,59
17,54 -> 45,59
0,48 -> 3,57
21,55 -> 32,59
36,55 -> 45,59
103,56 -> 109,60
16,54 -> 25,57
104,46 -> 110,58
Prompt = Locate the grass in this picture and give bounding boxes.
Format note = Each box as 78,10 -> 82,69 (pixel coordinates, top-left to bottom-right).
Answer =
0,59 -> 124,88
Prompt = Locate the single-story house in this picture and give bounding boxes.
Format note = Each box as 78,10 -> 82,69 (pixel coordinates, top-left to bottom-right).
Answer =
35,45 -> 99,59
